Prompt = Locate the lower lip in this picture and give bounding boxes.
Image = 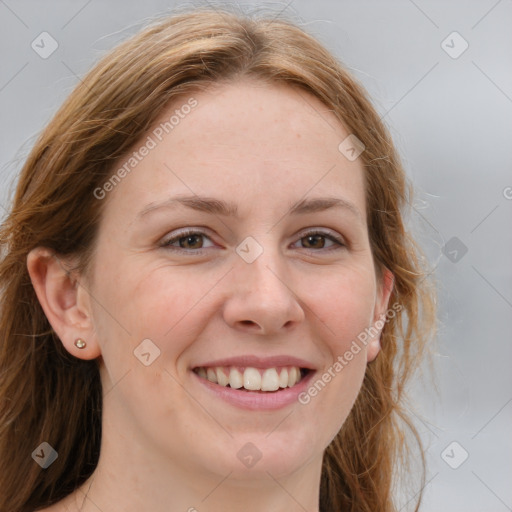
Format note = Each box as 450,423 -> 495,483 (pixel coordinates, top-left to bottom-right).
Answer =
191,370 -> 316,411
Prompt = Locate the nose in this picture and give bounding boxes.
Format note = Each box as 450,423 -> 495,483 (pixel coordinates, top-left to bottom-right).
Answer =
222,247 -> 305,336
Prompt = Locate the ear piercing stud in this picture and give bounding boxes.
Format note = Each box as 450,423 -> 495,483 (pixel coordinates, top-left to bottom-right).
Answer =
74,338 -> 87,349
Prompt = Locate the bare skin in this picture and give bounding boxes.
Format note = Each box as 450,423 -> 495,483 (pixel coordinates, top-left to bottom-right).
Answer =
29,79 -> 393,512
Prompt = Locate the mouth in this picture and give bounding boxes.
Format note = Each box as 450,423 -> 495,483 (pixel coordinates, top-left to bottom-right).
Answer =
192,365 -> 312,392
190,355 -> 317,410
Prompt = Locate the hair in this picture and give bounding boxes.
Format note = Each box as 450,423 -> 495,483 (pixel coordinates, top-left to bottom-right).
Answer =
0,6 -> 436,512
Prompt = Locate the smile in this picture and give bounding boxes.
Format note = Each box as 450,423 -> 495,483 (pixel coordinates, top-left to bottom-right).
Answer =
193,366 -> 308,392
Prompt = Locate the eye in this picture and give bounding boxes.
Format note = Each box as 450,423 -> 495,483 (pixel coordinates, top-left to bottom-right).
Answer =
160,228 -> 345,254
292,230 -> 345,251
160,229 -> 215,252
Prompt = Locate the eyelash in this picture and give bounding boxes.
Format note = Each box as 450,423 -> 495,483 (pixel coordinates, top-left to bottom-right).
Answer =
160,228 -> 346,255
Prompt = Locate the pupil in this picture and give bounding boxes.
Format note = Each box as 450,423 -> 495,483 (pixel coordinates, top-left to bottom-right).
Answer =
181,235 -> 201,248
306,235 -> 323,248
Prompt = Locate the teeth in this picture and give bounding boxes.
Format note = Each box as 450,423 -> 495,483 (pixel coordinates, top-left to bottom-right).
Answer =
206,368 -> 217,383
261,368 -> 280,391
216,368 -> 229,387
243,367 -> 261,391
288,367 -> 299,387
278,368 -> 288,388
196,365 -> 305,391
229,367 -> 243,389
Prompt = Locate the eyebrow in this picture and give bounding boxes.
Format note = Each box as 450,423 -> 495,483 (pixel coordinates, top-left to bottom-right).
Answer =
137,195 -> 363,222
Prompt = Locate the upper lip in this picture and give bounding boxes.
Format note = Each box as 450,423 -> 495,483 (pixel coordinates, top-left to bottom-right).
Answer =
192,355 -> 317,371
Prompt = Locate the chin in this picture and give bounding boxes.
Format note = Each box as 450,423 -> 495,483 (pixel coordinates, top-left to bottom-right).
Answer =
208,430 -> 321,480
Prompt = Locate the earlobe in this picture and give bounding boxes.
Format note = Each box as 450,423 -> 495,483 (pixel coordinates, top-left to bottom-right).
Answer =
26,247 -> 101,360
367,268 -> 395,363
366,337 -> 381,363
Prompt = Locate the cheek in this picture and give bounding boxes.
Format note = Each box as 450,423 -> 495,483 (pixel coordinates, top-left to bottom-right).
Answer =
298,273 -> 374,443
306,265 -> 377,355
90,253 -> 218,365
89,257 -> 212,430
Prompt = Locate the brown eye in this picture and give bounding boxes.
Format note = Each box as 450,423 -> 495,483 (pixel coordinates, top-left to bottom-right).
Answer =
294,230 -> 345,251
178,234 -> 204,249
161,230 -> 215,252
301,234 -> 327,249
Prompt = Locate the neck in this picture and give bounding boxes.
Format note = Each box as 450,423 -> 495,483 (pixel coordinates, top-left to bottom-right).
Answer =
71,454 -> 322,512
65,415 -> 323,512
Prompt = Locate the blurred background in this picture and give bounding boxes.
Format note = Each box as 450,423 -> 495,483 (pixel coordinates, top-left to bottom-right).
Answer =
1,1 -> 511,510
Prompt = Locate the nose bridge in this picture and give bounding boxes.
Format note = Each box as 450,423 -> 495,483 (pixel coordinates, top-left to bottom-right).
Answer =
223,235 -> 304,333
236,235 -> 291,298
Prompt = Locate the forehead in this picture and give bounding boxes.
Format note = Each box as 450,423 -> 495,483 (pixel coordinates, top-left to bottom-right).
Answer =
103,79 -> 367,224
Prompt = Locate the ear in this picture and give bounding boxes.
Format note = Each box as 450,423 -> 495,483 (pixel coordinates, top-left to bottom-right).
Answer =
26,247 -> 101,360
367,268 -> 395,363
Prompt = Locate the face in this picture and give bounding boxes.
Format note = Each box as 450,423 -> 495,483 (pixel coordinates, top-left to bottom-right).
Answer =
79,79 -> 392,481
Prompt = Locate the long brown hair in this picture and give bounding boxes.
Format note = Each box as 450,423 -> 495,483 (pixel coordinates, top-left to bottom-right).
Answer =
0,7 -> 436,511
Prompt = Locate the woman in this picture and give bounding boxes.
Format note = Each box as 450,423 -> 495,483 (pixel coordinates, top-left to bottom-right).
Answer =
0,7 -> 436,512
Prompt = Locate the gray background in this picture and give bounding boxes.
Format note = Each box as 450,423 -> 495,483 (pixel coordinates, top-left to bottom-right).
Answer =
1,1 -> 511,510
